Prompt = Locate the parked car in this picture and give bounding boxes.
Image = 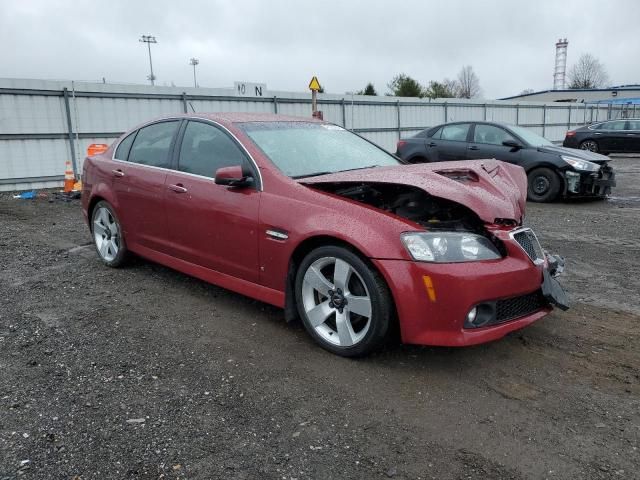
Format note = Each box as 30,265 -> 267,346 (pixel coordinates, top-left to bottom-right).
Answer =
396,121 -> 615,202
563,118 -> 640,154
82,113 -> 567,357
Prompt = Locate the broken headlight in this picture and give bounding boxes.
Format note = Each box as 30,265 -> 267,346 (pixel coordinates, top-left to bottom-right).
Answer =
561,156 -> 600,172
401,232 -> 501,263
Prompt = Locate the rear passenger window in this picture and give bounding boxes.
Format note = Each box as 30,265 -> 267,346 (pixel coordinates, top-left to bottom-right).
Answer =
114,132 -> 136,161
473,124 -> 516,145
430,127 -> 443,139
178,121 -> 248,178
601,121 -> 626,131
441,123 -> 470,141
128,121 -> 179,168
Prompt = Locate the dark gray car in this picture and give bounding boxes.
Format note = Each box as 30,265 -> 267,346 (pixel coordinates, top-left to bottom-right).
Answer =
396,121 -> 616,202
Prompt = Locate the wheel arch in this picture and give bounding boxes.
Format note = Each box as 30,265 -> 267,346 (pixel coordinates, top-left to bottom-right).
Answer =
283,235 -> 398,330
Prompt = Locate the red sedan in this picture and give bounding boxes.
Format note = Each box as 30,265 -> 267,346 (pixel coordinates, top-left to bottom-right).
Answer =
82,113 -> 568,357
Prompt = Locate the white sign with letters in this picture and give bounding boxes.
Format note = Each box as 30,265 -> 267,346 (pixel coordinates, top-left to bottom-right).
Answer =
234,81 -> 267,97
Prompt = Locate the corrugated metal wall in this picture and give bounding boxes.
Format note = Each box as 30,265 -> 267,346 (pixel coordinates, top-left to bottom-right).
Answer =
0,78 -> 632,191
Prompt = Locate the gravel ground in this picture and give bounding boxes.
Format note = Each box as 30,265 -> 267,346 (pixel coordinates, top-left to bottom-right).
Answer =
1,157 -> 639,479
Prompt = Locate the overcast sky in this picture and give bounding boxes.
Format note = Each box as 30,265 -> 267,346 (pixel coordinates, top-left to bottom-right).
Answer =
1,0 -> 638,98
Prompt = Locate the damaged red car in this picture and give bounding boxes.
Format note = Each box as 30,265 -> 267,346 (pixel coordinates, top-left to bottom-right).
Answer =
82,113 -> 568,357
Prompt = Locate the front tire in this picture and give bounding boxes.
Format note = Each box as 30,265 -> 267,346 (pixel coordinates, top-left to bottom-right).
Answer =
91,201 -> 128,267
527,167 -> 562,202
295,245 -> 393,357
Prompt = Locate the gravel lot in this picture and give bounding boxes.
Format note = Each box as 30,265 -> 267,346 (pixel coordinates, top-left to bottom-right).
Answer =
1,157 -> 639,479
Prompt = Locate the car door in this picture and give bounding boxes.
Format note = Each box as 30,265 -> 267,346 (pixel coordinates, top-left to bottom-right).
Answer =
623,120 -> 640,153
466,123 -> 523,164
429,123 -> 471,161
112,120 -> 180,253
164,120 -> 261,282
593,120 -> 627,152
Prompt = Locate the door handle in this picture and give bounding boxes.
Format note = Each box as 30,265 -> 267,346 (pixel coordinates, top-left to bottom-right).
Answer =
168,183 -> 188,193
428,142 -> 437,147
111,169 -> 125,178
468,145 -> 479,150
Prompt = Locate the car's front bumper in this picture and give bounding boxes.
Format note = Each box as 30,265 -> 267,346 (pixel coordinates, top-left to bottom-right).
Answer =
564,165 -> 616,197
372,232 -> 565,347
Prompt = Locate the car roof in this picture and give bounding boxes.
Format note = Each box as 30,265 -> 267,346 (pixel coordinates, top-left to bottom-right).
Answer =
189,112 -> 321,125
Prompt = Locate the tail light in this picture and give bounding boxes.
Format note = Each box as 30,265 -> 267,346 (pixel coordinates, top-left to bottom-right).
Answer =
396,140 -> 407,151
565,131 -> 576,137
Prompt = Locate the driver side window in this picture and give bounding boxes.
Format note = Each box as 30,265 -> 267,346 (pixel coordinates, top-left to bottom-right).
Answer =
473,124 -> 516,146
178,121 -> 249,178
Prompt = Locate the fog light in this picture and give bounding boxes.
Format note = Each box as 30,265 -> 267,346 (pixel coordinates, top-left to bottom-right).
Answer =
466,307 -> 478,324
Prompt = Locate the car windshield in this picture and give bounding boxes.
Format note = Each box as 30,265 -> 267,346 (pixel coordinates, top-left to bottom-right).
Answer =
508,125 -> 553,147
238,121 -> 402,178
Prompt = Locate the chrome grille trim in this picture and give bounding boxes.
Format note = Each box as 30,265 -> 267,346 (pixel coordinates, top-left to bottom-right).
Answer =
509,227 -> 545,265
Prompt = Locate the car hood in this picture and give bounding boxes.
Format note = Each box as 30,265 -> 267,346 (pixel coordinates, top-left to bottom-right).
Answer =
298,159 -> 527,224
537,145 -> 610,163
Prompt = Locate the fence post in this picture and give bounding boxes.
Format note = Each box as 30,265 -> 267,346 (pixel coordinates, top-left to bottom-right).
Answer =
567,104 -> 571,131
444,101 -> 448,122
62,88 -> 78,177
181,92 -> 188,113
483,103 -> 487,121
341,98 -> 346,127
516,104 -> 519,125
607,103 -> 612,120
542,105 -> 546,137
396,100 -> 401,140
273,96 -> 278,114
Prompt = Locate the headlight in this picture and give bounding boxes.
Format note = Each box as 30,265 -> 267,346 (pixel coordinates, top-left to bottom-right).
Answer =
561,155 -> 600,172
401,232 -> 501,263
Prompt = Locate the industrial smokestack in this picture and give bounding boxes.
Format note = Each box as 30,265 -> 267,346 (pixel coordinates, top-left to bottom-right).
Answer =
553,38 -> 569,90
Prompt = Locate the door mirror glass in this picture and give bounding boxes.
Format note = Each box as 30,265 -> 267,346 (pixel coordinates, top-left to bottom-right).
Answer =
214,165 -> 254,187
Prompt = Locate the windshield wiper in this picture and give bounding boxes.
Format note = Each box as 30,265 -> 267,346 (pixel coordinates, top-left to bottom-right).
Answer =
291,171 -> 333,179
337,165 -> 380,173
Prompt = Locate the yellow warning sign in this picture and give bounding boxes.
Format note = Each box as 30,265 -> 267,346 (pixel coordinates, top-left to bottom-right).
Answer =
308,76 -> 321,91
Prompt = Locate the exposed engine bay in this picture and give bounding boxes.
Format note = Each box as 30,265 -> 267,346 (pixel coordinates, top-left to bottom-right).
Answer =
311,182 -> 489,233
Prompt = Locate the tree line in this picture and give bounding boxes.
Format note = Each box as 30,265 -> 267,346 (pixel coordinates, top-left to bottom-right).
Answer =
354,65 -> 481,99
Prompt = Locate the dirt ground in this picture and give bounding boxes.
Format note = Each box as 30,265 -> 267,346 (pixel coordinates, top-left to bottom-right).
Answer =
1,157 -> 639,479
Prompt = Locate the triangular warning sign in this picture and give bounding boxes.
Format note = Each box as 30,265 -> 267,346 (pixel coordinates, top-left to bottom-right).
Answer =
308,76 -> 321,91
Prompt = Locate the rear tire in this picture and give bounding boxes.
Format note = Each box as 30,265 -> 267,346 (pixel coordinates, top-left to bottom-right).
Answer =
295,245 -> 393,357
408,156 -> 429,164
91,200 -> 128,267
580,139 -> 599,153
527,167 -> 562,203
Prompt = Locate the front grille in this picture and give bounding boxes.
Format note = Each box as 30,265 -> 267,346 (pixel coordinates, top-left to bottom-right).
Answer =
512,228 -> 544,263
495,290 -> 547,323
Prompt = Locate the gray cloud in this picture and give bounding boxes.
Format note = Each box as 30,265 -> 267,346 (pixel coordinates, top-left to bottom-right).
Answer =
1,0 -> 637,98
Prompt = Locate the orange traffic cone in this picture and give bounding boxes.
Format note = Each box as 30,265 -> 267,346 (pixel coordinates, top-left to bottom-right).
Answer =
63,160 -> 75,193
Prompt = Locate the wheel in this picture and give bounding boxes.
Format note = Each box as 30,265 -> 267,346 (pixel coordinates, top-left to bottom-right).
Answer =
408,156 -> 429,164
527,167 -> 562,202
295,245 -> 393,357
91,201 -> 128,267
580,139 -> 599,153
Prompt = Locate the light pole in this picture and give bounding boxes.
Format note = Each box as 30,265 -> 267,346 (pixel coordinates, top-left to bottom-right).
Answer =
139,35 -> 157,86
189,58 -> 199,88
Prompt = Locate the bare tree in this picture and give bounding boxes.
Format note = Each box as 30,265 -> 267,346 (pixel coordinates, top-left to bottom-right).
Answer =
456,66 -> 481,99
568,54 -> 609,89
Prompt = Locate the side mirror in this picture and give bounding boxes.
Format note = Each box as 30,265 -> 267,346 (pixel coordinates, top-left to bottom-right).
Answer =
502,140 -> 523,150
214,165 -> 254,188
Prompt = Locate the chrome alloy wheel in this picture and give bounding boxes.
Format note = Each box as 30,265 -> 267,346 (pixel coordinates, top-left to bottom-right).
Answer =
93,206 -> 120,262
301,256 -> 372,347
580,140 -> 598,152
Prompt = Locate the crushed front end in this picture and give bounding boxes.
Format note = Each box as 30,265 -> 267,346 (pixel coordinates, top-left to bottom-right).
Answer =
564,162 -> 616,198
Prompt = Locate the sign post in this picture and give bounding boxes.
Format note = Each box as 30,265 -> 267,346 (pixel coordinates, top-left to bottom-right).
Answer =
308,76 -> 322,119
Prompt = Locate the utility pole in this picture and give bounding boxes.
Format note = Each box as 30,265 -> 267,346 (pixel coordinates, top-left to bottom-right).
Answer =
139,35 -> 157,86
189,58 -> 199,88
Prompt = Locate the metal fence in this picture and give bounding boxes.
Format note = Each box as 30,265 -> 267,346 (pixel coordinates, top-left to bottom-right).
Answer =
0,78 -> 635,191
